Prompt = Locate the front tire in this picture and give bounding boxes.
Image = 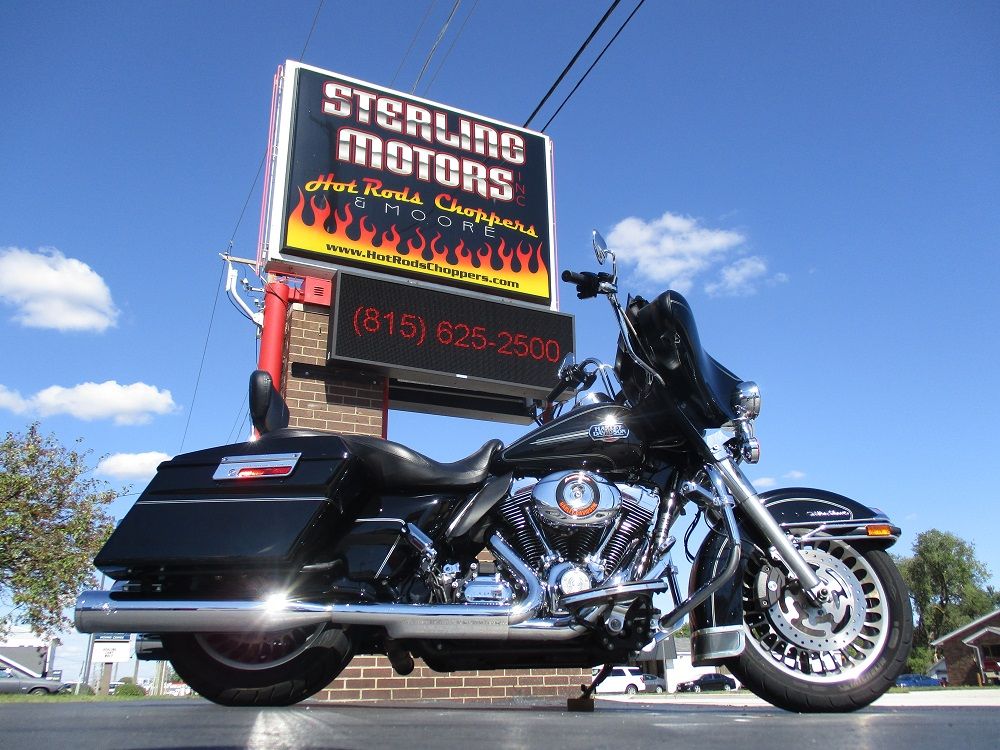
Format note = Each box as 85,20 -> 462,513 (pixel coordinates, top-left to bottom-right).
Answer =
162,625 -> 352,707
728,536 -> 912,713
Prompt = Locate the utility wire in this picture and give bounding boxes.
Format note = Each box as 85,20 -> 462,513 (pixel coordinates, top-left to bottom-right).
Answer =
540,0 -> 646,132
421,0 -> 479,97
411,0 -> 462,93
523,0 -> 622,128
181,0 -> 328,450
299,0 -> 325,61
391,1 -> 438,88
178,257 -> 227,453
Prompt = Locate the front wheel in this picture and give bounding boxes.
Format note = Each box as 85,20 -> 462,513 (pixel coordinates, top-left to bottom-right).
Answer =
728,536 -> 912,713
162,625 -> 352,707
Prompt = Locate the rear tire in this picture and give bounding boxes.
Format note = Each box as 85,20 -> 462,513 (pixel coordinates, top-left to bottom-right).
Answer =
162,625 -> 352,707
728,537 -> 912,713
625,684 -> 638,695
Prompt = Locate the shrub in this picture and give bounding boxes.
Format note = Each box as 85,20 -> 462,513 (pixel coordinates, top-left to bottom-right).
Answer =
113,682 -> 147,697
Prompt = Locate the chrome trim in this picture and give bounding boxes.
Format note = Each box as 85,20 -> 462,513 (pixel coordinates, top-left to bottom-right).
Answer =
212,452 -> 301,480
659,499 -> 741,632
561,551 -> 674,610
691,625 -> 746,664
74,533 -> 577,642
711,458 -> 822,592
731,381 -> 761,420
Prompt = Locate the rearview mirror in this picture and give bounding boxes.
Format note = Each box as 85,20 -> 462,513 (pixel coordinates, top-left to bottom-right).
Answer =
592,231 -> 609,264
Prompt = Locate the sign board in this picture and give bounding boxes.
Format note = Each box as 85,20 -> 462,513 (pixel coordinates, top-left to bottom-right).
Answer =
91,640 -> 131,664
329,271 -> 574,399
93,633 -> 130,642
259,61 -> 557,307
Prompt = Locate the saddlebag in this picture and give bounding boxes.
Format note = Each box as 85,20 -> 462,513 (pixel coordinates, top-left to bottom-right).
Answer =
95,433 -> 363,579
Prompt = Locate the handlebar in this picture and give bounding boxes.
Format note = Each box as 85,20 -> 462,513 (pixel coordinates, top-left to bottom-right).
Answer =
561,269 -> 614,299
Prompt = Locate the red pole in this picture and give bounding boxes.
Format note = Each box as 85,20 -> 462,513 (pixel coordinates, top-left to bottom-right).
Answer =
258,280 -> 290,392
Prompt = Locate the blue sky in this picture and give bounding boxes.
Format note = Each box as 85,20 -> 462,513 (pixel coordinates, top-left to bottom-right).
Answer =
2,1 -> 998,681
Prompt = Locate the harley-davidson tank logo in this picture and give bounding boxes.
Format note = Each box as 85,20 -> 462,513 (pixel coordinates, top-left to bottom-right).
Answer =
589,423 -> 629,442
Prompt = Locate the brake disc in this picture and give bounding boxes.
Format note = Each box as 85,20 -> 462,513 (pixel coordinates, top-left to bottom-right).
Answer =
756,547 -> 867,652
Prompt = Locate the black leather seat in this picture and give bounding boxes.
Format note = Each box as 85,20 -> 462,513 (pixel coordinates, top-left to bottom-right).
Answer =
248,370 -> 501,491
340,435 -> 502,491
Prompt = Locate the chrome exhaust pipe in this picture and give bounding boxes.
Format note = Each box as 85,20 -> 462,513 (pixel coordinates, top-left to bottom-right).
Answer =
75,534 -> 578,641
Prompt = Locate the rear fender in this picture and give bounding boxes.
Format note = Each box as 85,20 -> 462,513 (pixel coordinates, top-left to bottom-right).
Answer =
688,487 -> 900,666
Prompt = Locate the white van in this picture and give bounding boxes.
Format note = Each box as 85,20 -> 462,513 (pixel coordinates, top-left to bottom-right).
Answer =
591,665 -> 644,694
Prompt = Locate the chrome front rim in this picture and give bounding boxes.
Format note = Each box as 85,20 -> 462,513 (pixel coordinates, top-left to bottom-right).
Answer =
743,537 -> 889,683
195,624 -> 326,671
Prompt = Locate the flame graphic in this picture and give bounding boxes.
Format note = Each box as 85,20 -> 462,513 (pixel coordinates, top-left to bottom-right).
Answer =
285,191 -> 550,300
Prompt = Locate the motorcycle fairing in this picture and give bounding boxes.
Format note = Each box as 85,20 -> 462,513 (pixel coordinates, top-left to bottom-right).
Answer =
687,487 -> 900,665
629,290 -> 744,427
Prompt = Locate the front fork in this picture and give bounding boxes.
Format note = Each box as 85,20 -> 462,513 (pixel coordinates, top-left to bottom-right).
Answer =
703,431 -> 826,603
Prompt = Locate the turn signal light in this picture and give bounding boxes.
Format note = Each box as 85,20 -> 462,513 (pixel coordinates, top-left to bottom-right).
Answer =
865,524 -> 893,537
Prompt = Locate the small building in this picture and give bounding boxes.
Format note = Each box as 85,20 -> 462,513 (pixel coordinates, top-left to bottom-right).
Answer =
0,628 -> 60,679
633,635 -> 737,692
931,608 -> 1000,687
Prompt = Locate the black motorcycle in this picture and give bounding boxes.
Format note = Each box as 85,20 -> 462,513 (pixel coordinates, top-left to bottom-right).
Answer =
76,232 -> 912,712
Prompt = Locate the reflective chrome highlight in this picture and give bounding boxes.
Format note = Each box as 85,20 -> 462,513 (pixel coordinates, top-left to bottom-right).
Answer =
532,471 -> 622,527
213,452 -> 302,481
732,381 -> 761,420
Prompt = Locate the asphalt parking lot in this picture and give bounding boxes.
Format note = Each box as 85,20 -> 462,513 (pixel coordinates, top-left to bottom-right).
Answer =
2,690 -> 998,750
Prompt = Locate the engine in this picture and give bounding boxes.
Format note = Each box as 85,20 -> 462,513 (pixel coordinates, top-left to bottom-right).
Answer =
492,470 -> 656,609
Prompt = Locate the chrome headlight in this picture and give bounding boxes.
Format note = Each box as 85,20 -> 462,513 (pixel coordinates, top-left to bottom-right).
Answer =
732,381 -> 761,420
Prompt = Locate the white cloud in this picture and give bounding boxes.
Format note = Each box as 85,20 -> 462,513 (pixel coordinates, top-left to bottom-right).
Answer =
0,380 -> 177,425
0,246 -> 118,331
705,256 -> 769,297
97,451 -> 172,479
606,212 -> 746,294
783,470 -> 806,480
606,212 -> 787,296
753,476 -> 778,489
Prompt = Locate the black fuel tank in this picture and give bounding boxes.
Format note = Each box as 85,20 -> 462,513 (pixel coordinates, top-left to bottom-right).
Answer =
500,402 -> 643,475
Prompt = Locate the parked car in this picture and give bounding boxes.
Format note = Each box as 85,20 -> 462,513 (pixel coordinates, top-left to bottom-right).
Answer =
642,673 -> 666,693
894,673 -> 943,688
0,668 -> 70,695
676,673 -> 737,692
591,665 -> 645,694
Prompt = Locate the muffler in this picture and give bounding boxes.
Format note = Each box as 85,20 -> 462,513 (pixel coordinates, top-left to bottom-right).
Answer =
75,534 -> 579,641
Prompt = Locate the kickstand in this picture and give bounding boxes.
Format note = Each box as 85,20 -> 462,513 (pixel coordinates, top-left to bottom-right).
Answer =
567,663 -> 612,712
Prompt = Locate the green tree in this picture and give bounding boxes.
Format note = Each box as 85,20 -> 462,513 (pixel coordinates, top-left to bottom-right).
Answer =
0,423 -> 118,637
895,529 -> 994,653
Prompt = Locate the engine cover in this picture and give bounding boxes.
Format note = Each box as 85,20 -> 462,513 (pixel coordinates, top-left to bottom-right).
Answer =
532,471 -> 622,528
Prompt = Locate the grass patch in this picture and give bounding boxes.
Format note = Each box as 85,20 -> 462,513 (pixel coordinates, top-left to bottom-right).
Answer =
0,692 -> 169,704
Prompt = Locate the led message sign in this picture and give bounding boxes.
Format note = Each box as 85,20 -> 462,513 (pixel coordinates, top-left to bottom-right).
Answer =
329,271 -> 574,399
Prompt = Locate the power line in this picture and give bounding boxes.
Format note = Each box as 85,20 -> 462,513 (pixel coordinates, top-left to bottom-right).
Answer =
178,257 -> 227,453
540,0 -> 647,132
390,1 -> 438,88
299,0 -> 326,61
411,0 -> 463,94
523,0 -> 622,128
420,0 -> 479,96
181,0 -> 328,451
